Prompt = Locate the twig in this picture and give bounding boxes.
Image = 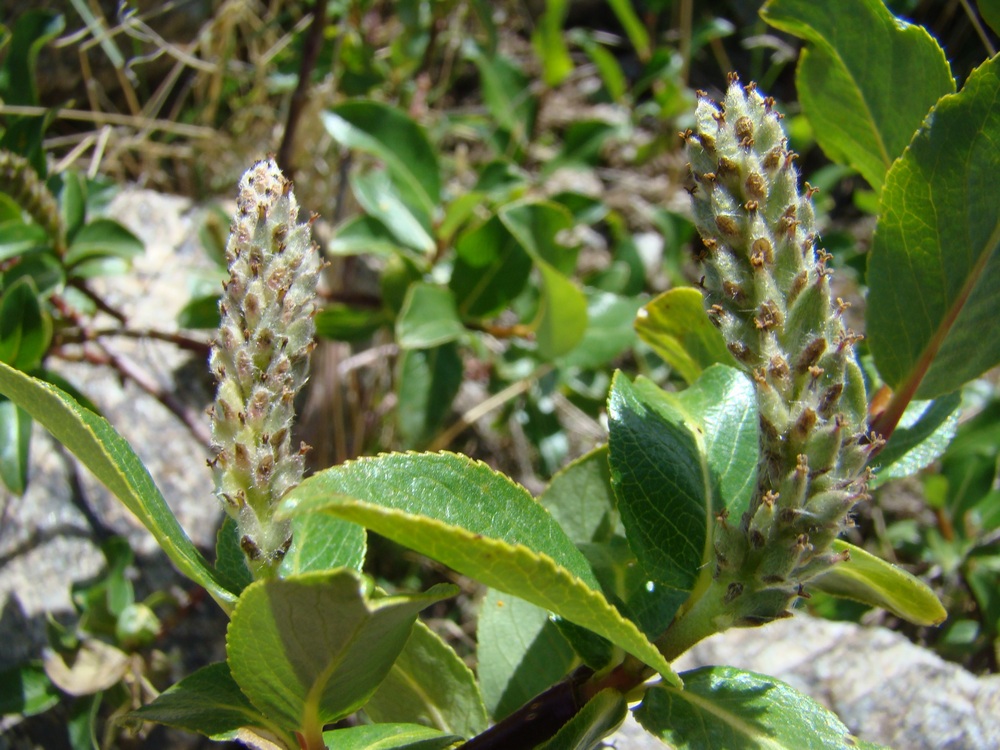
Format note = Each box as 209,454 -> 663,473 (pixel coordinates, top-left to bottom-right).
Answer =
68,279 -> 128,322
427,366 -> 553,452
49,293 -> 213,447
92,341 -> 213,447
87,327 -> 211,357
277,2 -> 329,178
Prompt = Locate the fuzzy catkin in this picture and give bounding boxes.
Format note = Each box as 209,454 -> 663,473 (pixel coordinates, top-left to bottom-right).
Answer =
684,77 -> 877,618
0,149 -> 65,253
209,159 -> 320,576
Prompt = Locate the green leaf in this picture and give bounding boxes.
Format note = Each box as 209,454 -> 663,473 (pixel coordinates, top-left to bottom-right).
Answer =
635,288 -> 738,385
215,516 -> 253,595
64,218 -> 143,268
499,201 -> 578,274
541,447 -> 687,638
449,215 -> 532,318
809,540 -> 947,626
558,292 -> 642,371
279,512 -> 366,578
365,620 -> 489,738
867,55 -> 1000,399
176,293 -> 221,330
608,367 -> 758,590
477,588 -> 577,720
322,723 -> 461,750
570,31 -> 627,103
0,398 -> 31,494
396,343 -> 462,447
761,0 -> 955,193
607,0 -> 651,60
465,43 -> 537,146
533,262 -> 589,360
0,220 -> 50,261
0,362 -> 237,611
532,0 -> 573,87
637,666 -> 878,749
315,303 -> 391,342
58,171 -> 86,243
227,569 -> 456,731
499,201 -> 587,359
871,392 -> 961,487
278,452 -> 679,682
980,0 -> 1000,36
540,446 -> 618,546
544,120 -> 618,174
132,662 -> 290,743
0,11 -> 65,106
323,101 -> 441,215
0,662 -> 59,717
536,688 -> 627,750
329,214 -> 405,258
396,283 -> 466,349
0,277 -> 51,371
350,169 -> 435,255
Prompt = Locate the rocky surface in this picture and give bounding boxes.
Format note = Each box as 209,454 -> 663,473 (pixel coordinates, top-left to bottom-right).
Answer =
606,615 -> 1000,749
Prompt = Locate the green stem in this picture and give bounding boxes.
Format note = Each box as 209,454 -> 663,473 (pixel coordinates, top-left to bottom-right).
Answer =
657,580 -> 732,661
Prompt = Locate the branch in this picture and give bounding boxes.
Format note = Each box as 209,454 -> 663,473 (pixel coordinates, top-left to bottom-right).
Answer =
276,1 -> 329,178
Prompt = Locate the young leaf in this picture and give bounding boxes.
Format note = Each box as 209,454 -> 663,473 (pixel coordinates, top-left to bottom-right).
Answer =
557,292 -> 642,372
465,43 -> 537,146
1,10 -> 65,107
322,723 -> 461,750
396,283 -> 466,349
0,662 -> 60,717
227,569 -> 457,731
809,540 -> 947,626
0,276 -> 52,371
980,0 -> 1000,36
132,662 -> 291,744
608,367 -> 758,590
315,304 -> 391,342
867,54 -> 1000,401
63,218 -> 143,268
637,666 -> 882,749
350,169 -> 435,254
0,398 -> 31,494
364,620 -> 489,738
277,452 -> 680,683
532,0 -> 573,87
499,201 -> 587,359
322,101 -> 441,215
532,262 -> 589,360
395,343 -> 462,448
477,588 -> 577,721
279,512 -> 366,577
328,214 -> 403,258
607,0 -> 651,60
540,446 -> 618,546
215,517 -> 253,594
535,688 -> 627,750
0,221 -> 49,261
870,392 -> 961,487
761,0 -> 955,193
634,288 -> 738,385
0,362 -> 238,611
450,215 -> 533,318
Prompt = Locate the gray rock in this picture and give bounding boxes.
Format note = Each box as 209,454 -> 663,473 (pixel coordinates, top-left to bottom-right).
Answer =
605,615 -> 1000,749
